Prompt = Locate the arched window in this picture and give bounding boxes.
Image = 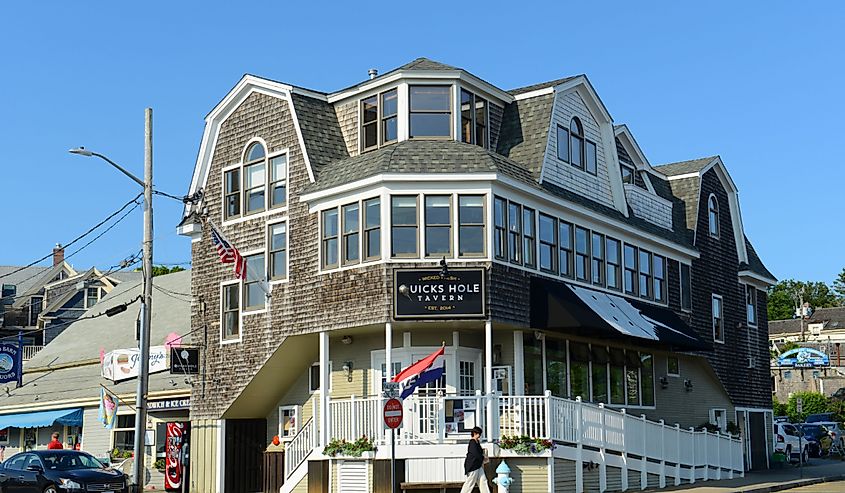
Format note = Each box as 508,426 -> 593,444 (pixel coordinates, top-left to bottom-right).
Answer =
569,118 -> 584,170
708,194 -> 719,238
243,142 -> 267,214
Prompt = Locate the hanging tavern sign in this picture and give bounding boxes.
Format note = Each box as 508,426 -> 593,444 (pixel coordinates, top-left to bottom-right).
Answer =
777,347 -> 829,368
393,268 -> 486,319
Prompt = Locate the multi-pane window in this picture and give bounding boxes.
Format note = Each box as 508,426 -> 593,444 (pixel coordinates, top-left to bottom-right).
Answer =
640,353 -> 654,407
712,295 -> 724,343
244,253 -> 265,311
522,207 -> 536,268
591,346 -> 609,403
508,202 -> 522,264
680,263 -> 692,311
458,361 -> 476,396
113,415 -> 136,454
609,348 -> 625,405
591,233 -> 604,286
653,255 -> 666,302
569,118 -> 584,170
746,285 -> 758,326
224,168 -> 241,219
458,195 -> 485,257
667,356 -> 680,376
222,283 -> 239,340
557,125 -> 569,162
569,342 -> 590,400
322,209 -> 339,268
269,155 -> 287,208
574,227 -> 590,282
244,143 -> 266,214
538,214 -> 557,273
708,195 -> 719,238
361,95 -> 379,150
625,350 -> 640,406
585,141 -> 597,175
409,85 -> 451,138
638,250 -> 652,299
494,197 -> 506,259
269,223 -> 287,280
342,203 -> 360,265
381,89 -> 398,144
279,406 -> 298,439
29,295 -> 43,326
425,196 -> 452,257
460,90 -> 487,148
605,238 -> 621,291
624,244 -> 637,295
391,196 -> 418,257
363,198 -> 381,261
559,221 -> 573,278
85,288 -> 99,308
546,338 -> 567,398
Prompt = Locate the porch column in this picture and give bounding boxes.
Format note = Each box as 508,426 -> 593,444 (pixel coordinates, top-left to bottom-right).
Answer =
513,331 -> 524,396
485,319 -> 494,440
319,330 -> 330,447
385,322 -> 393,383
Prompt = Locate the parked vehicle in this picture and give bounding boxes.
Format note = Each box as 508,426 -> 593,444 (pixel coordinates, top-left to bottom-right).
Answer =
831,387 -> 845,402
773,422 -> 810,463
774,415 -> 791,423
805,413 -> 836,423
813,421 -> 845,451
799,424 -> 833,457
0,450 -> 128,493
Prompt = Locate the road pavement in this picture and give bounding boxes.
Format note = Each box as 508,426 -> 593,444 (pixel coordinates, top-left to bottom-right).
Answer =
782,480 -> 845,491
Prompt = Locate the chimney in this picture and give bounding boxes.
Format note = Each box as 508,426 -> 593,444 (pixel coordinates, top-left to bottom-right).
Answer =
368,68 -> 378,80
52,243 -> 64,266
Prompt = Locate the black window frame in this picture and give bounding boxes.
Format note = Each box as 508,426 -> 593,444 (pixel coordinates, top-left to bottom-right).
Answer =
363,198 -> 382,261
591,232 -> 605,286
605,237 -> 621,291
538,213 -> 558,274
493,197 -> 507,260
391,195 -> 419,258
522,207 -> 536,268
559,220 -> 573,278
680,263 -> 692,312
409,85 -> 452,139
458,195 -> 485,258
574,226 -> 590,282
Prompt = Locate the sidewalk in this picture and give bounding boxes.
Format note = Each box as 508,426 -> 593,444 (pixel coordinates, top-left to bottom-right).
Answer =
654,459 -> 845,493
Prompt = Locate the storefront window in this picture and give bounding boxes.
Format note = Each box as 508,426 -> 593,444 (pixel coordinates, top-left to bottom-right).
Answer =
640,353 -> 655,406
625,351 -> 641,406
113,414 -> 136,455
569,342 -> 590,400
546,338 -> 567,398
523,333 -> 543,395
609,348 -> 625,404
591,346 -> 609,403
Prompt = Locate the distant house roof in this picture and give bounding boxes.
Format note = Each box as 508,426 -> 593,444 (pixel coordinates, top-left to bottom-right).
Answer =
769,307 -> 845,336
0,265 -> 50,296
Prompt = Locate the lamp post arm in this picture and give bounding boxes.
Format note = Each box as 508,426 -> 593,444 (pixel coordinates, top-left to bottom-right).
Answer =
91,152 -> 145,188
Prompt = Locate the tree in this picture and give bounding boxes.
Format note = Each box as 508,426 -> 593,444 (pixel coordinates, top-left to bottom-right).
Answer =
767,279 -> 840,321
135,265 -> 186,277
834,268 -> 845,304
786,392 -> 829,422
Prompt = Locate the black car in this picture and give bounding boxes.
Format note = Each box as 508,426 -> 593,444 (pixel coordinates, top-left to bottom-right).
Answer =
800,424 -> 833,457
0,450 -> 127,493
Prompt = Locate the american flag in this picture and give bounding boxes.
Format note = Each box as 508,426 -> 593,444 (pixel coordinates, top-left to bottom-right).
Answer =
210,223 -> 246,279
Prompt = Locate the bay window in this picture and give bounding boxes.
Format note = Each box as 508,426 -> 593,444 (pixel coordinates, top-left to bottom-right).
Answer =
458,195 -> 485,257
508,202 -> 522,264
559,221 -> 573,278
391,196 -> 418,257
381,89 -> 398,144
322,209 -> 339,268
591,232 -> 604,286
409,85 -> 451,138
605,237 -> 621,291
460,89 -> 488,148
243,253 -> 265,311
522,207 -> 536,268
342,203 -> 360,265
425,196 -> 452,257
363,198 -> 381,261
574,226 -> 590,282
494,197 -> 507,259
269,223 -> 287,280
538,213 -> 557,273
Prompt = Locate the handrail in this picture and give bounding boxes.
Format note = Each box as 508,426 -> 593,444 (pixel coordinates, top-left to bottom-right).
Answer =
284,417 -> 315,479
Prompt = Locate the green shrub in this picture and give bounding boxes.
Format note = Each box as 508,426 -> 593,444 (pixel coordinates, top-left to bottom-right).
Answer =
323,436 -> 377,457
787,392 -> 829,422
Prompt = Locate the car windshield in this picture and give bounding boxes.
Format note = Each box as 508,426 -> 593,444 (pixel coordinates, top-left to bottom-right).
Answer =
40,453 -> 104,471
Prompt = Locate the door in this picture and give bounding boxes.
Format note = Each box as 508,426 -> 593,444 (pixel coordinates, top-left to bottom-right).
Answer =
0,454 -> 28,493
749,412 -> 768,470
224,419 -> 266,493
15,454 -> 41,493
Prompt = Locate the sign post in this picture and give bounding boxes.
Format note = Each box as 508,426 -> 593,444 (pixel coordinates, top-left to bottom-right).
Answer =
796,396 -> 804,477
383,398 -> 403,493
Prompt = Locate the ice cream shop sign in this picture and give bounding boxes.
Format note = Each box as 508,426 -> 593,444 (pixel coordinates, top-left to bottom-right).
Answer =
102,346 -> 169,382
393,268 -> 486,319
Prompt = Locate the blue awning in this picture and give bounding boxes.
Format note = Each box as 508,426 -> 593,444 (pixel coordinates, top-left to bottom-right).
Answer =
0,408 -> 83,429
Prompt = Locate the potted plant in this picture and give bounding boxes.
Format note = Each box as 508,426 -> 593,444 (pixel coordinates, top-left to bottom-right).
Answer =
323,436 -> 377,458
153,459 -> 166,471
497,435 -> 554,455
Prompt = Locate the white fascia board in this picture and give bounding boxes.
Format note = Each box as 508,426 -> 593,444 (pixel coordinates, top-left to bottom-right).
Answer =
709,159 -> 748,263
177,222 -> 202,237
613,125 -> 653,169
513,87 -> 555,100
457,72 -> 514,104
495,176 -> 700,259
738,271 -> 777,288
665,171 -> 707,181
328,70 -> 514,105
555,76 -> 613,123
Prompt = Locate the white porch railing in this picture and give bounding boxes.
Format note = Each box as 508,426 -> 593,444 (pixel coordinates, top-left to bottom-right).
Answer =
22,345 -> 43,361
284,417 -> 315,479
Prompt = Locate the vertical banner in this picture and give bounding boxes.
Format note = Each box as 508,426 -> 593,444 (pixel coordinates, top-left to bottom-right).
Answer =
165,422 -> 188,491
0,342 -> 21,386
98,388 -> 119,429
16,332 -> 23,388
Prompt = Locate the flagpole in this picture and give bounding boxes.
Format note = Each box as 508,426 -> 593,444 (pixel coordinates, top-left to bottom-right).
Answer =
206,218 -> 271,298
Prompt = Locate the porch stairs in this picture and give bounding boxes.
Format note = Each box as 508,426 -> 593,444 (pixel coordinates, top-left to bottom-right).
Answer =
280,418 -> 315,493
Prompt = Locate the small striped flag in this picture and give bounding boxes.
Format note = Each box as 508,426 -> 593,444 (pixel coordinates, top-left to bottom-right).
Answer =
210,222 -> 246,279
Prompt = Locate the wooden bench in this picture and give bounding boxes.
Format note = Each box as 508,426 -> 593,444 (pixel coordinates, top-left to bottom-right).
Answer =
400,481 -> 464,492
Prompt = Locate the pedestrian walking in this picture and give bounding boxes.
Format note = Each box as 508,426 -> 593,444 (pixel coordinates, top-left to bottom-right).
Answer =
47,432 -> 63,450
461,426 -> 490,493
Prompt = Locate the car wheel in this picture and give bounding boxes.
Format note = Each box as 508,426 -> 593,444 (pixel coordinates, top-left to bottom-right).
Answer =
786,445 -> 793,461
44,486 -> 58,493
802,446 -> 810,464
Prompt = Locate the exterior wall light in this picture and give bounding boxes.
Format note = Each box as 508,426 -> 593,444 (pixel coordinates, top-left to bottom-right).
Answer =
342,361 -> 354,382
684,379 -> 693,392
341,336 -> 353,345
660,376 -> 669,389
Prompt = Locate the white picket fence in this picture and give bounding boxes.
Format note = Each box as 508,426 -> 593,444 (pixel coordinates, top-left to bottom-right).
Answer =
286,392 -> 744,484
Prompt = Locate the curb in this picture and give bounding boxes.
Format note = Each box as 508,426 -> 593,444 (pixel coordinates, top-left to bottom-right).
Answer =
736,474 -> 845,492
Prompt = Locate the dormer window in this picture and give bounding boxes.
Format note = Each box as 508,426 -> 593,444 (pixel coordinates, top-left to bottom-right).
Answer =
244,143 -> 267,215
409,85 -> 451,138
360,89 -> 398,152
460,89 -> 487,148
557,117 -> 598,176
569,118 -> 584,169
621,164 -> 635,184
222,140 -> 288,221
708,194 -> 719,238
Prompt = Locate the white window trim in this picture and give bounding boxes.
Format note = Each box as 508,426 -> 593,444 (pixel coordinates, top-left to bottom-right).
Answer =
220,280 -> 242,345
308,361 -> 332,394
241,248 -> 268,315
709,408 -> 727,432
278,405 -> 299,441
707,193 -> 720,239
667,355 -> 681,377
110,413 -> 136,450
267,218 -> 290,286
712,294 -> 725,344
745,284 -> 758,328
220,142 -> 290,227
680,262 -> 692,313
84,287 -> 101,309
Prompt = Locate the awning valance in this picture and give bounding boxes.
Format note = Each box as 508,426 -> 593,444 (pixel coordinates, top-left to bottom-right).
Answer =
530,278 -> 710,351
0,408 -> 83,429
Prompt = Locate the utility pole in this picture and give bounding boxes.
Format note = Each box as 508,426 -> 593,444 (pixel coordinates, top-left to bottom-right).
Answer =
133,108 -> 154,491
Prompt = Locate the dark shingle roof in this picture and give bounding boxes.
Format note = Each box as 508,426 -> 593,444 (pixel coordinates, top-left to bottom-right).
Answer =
654,156 -> 717,177
290,93 -> 349,176
508,76 -> 579,96
741,237 -> 776,281
649,173 -> 695,243
769,307 -> 845,336
0,265 -> 50,295
665,176 -> 701,243
496,93 -> 555,180
398,57 -> 459,71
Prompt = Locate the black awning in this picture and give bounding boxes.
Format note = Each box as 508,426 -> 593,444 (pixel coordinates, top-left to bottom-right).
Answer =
530,277 -> 710,351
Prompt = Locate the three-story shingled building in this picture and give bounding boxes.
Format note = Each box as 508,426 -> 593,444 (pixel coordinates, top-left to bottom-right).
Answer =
178,58 -> 776,493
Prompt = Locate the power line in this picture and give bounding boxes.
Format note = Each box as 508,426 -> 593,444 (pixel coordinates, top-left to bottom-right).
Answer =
0,193 -> 143,284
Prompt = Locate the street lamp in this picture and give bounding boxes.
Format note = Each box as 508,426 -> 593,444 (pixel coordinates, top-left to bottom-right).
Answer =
69,108 -> 154,492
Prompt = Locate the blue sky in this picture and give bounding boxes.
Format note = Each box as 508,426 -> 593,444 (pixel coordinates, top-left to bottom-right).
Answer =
1,1 -> 842,284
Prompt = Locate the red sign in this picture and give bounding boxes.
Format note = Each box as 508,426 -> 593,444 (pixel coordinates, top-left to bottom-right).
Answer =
383,398 -> 403,429
164,422 -> 188,491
